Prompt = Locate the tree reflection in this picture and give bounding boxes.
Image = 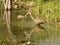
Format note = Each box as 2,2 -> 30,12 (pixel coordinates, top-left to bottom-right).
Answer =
4,10 -> 11,34
4,10 -> 17,45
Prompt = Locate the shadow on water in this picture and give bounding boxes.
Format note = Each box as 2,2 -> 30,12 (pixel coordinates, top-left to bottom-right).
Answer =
0,10 -> 60,45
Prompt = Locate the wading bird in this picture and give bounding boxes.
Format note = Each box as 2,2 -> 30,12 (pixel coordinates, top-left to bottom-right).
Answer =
25,12 -> 46,28
17,12 -> 46,29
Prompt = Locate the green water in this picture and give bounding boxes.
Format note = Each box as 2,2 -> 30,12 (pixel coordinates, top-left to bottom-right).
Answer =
0,10 -> 60,45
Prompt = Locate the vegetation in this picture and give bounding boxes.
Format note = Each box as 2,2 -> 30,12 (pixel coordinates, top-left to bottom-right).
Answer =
0,0 -> 60,45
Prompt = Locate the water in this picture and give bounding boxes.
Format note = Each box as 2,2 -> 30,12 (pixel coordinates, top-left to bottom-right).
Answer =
0,10 -> 60,45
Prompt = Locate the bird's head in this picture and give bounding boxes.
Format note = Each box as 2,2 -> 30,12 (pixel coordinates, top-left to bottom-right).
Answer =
17,15 -> 25,19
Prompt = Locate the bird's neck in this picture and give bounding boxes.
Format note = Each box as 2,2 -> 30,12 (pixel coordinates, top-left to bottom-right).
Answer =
25,12 -> 35,21
29,14 -> 35,21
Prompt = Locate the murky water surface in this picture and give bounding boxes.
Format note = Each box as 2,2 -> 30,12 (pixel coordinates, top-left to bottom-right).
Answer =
0,10 -> 60,45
